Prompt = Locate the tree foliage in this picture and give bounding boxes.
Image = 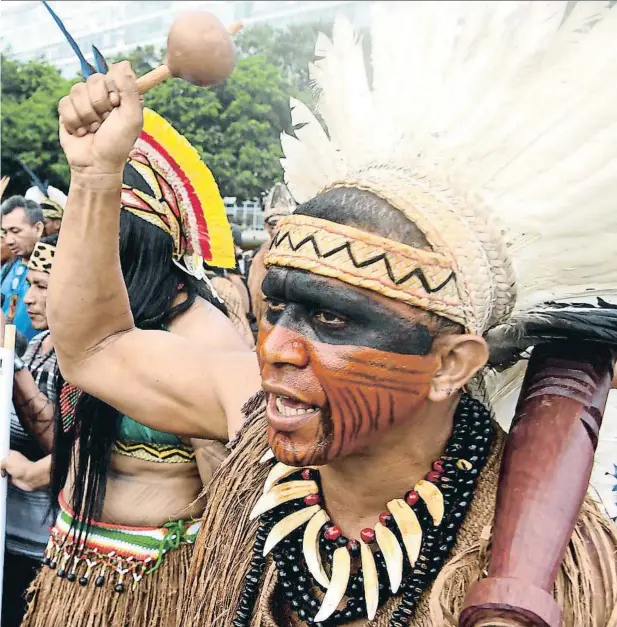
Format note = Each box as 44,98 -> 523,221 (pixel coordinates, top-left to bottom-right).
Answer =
235,22 -> 325,102
1,56 -> 76,197
1,22 -> 322,200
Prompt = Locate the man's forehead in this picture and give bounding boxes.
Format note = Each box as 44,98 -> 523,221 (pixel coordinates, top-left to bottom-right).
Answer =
2,207 -> 27,227
264,267 -> 357,302
263,266 -> 413,318
27,269 -> 49,283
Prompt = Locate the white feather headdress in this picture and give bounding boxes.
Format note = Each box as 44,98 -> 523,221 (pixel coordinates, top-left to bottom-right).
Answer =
279,1 -> 617,342
25,185 -> 67,219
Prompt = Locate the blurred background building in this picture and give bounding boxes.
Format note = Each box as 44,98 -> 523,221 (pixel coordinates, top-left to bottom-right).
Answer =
1,1 -> 371,78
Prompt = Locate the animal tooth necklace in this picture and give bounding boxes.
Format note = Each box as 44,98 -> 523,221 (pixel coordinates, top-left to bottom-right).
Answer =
233,393 -> 493,627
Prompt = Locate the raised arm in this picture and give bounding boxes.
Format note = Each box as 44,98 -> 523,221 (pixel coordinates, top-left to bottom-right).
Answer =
49,63 -> 260,441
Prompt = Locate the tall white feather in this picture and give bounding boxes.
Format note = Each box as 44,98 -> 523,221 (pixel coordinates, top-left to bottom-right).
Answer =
24,186 -> 46,204
46,186 -> 67,209
24,185 -> 67,209
281,0 -> 617,318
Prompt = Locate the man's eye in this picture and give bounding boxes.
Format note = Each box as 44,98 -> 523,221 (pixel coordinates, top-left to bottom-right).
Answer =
313,310 -> 346,327
265,299 -> 286,313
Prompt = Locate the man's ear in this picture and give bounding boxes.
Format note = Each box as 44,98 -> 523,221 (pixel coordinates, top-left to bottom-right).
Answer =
428,334 -> 488,402
35,221 -> 45,238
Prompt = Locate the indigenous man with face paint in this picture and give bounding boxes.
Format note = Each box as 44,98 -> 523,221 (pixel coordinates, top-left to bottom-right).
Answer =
47,3 -> 617,627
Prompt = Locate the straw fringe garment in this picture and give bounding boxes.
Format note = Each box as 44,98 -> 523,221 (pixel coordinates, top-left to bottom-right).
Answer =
181,393 -> 617,627
23,543 -> 192,627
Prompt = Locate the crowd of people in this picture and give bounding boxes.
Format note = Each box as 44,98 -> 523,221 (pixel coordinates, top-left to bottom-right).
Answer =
1,2 -> 617,627
0,143 -> 296,627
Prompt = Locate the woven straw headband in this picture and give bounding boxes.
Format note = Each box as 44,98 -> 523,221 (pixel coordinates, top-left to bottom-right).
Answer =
28,242 -> 56,274
41,199 -> 64,221
266,169 -> 516,334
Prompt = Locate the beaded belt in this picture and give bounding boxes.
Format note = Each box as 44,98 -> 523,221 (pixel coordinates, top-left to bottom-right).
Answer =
42,492 -> 200,592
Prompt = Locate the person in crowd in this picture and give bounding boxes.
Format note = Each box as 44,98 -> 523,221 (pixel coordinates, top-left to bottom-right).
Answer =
45,3 -> 617,627
205,264 -> 256,349
1,197 -> 44,341
20,107 -> 250,627
41,200 -> 64,236
24,185 -> 67,237
1,231 -> 14,266
247,183 -> 296,326
1,234 -> 58,627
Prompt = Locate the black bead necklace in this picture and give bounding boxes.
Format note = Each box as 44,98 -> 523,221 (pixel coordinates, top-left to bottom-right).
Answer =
233,393 -> 494,627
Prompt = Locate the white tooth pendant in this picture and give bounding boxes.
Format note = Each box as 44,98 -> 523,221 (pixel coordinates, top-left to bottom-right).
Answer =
374,522 -> 403,593
263,463 -> 317,493
302,508 -> 330,589
313,547 -> 351,623
415,480 -> 445,526
259,449 -> 275,464
263,505 -> 321,556
249,480 -> 318,520
263,463 -> 298,493
360,540 -> 379,620
387,499 -> 422,567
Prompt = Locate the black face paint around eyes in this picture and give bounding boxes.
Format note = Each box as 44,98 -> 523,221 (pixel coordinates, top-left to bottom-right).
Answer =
262,267 -> 433,355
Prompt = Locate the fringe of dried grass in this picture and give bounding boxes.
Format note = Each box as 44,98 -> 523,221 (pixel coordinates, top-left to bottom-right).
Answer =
181,391 -> 270,626
428,485 -> 617,627
22,543 -> 193,627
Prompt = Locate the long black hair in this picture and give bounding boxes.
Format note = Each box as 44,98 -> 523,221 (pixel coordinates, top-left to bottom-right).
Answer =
51,198 -> 227,536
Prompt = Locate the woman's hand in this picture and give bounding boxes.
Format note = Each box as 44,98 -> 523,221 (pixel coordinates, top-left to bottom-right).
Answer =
1,451 -> 51,492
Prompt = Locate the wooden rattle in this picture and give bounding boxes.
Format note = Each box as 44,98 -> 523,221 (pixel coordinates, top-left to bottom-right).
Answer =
136,12 -> 242,94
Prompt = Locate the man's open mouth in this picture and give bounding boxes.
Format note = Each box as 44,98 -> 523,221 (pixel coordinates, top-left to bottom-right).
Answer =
267,394 -> 321,432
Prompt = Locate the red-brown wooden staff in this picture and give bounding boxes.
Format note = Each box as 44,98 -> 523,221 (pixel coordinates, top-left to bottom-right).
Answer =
460,342 -> 614,627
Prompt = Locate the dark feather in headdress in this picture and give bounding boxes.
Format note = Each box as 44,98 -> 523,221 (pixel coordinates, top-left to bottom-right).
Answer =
486,300 -> 617,369
42,0 -> 96,77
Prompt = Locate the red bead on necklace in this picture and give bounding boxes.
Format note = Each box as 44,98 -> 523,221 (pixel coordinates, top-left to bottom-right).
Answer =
324,525 -> 342,542
310,456 -> 448,547
304,494 -> 321,506
360,528 -> 376,544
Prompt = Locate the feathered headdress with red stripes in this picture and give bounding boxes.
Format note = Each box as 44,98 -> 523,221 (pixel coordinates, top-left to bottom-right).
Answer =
122,108 -> 235,276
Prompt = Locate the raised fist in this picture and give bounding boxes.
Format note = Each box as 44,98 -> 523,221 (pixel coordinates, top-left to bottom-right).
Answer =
58,61 -> 144,175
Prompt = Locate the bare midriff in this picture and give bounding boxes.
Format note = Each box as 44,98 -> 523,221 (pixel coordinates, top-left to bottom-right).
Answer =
64,450 -> 204,528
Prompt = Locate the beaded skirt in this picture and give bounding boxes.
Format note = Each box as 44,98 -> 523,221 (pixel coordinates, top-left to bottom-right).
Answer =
21,492 -> 199,627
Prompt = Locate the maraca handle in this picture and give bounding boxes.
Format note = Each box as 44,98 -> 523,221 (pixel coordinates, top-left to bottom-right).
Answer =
136,65 -> 172,95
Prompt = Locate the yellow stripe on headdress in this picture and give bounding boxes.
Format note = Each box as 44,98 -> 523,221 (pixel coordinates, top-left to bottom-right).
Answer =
124,108 -> 235,269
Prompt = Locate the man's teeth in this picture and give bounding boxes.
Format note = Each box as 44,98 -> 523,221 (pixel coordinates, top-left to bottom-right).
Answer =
275,396 -> 317,417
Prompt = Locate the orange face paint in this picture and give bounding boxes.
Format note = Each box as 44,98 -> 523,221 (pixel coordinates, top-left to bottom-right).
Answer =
259,323 -> 439,467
